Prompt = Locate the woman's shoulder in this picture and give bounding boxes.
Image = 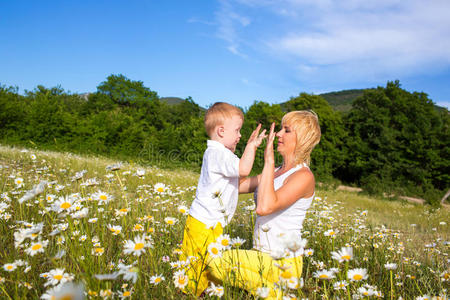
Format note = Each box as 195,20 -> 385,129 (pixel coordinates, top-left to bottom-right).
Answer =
283,166 -> 315,186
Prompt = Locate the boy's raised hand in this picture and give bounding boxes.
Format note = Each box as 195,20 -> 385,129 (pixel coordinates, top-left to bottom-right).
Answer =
247,123 -> 267,148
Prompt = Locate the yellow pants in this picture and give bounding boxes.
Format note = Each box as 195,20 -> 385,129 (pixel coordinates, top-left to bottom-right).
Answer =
180,215 -> 223,296
209,249 -> 303,299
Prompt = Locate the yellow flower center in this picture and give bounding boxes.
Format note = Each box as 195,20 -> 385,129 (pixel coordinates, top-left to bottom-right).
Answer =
134,224 -> 143,230
342,255 -> 351,260
211,248 -> 219,255
123,291 -> 131,297
120,208 -> 128,213
157,187 -> 164,193
32,244 -> 42,251
134,243 -> 144,250
319,274 -> 329,279
53,274 -> 63,280
178,277 -> 186,285
221,240 -> 229,246
353,274 -> 363,281
100,195 -> 107,201
95,248 -> 104,253
61,202 -> 71,209
179,209 -> 186,213
155,278 -> 161,283
281,270 -> 293,279
167,220 -> 174,225
6,265 -> 13,270
60,294 -> 74,300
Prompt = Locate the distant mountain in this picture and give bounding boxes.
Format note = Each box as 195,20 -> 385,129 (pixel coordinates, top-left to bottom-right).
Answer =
318,89 -> 366,112
160,97 -> 186,105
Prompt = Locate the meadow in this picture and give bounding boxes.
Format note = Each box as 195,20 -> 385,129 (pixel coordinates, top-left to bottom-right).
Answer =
0,145 -> 448,299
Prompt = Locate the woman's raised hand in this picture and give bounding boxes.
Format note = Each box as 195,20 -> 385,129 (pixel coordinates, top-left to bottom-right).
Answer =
264,122 -> 276,165
247,123 -> 267,148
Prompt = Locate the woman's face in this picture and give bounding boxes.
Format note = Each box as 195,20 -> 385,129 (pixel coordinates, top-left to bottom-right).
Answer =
276,122 -> 297,155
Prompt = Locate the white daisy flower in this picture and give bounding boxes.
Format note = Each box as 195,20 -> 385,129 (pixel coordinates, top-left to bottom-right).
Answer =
107,224 -> 122,235
154,183 -> 167,194
331,247 -> 353,263
149,274 -> 165,285
231,237 -> 246,248
3,263 -> 17,272
207,242 -> 223,259
177,205 -> 188,215
123,235 -> 150,256
333,280 -> 348,290
44,268 -> 74,287
256,286 -> 270,298
92,191 -> 113,205
173,269 -> 188,289
347,268 -> 368,282
15,177 -> 24,187
384,262 -> 398,270
25,240 -> 49,256
164,217 -> 178,226
216,234 -> 232,249
313,269 -> 335,280
206,282 -> 224,297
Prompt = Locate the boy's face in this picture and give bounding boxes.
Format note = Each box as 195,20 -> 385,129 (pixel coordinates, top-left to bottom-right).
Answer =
220,115 -> 243,152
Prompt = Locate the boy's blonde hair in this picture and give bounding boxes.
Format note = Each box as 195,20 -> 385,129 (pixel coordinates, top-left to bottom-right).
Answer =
204,102 -> 244,137
281,110 -> 321,165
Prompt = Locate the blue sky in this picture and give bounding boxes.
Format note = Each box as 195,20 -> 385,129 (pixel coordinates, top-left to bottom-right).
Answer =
1,0 -> 449,109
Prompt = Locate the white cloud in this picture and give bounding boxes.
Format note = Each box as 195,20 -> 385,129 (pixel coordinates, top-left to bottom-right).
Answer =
218,0 -> 450,81
215,0 -> 251,57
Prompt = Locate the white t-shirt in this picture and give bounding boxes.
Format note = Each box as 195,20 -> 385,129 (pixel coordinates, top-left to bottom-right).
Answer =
189,140 -> 240,228
253,163 -> 314,258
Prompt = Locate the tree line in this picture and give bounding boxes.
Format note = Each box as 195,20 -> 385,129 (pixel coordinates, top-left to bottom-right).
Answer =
1,75 -> 448,204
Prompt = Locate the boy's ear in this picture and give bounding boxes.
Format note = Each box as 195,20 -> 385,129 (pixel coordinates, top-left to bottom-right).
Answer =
217,125 -> 225,138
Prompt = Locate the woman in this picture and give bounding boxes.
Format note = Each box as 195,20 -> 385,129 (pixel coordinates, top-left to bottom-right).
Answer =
209,111 -> 321,299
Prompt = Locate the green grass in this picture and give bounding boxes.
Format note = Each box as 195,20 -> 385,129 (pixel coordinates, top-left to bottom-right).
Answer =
0,145 -> 448,299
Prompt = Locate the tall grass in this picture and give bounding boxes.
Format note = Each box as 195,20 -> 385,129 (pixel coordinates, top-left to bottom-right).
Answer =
0,145 -> 448,299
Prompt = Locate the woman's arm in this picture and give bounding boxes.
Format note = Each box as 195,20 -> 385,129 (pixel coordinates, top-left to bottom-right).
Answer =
255,123 -> 315,216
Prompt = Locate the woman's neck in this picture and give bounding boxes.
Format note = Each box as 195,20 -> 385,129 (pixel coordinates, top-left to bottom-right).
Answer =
280,154 -> 297,172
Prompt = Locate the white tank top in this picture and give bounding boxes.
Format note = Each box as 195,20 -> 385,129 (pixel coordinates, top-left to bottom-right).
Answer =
253,163 -> 314,257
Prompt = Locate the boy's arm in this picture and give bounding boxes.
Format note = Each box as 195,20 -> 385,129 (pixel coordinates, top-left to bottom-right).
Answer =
239,124 -> 266,177
239,174 -> 261,193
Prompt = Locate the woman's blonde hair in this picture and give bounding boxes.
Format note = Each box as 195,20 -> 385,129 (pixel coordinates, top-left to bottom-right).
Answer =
281,110 -> 321,165
204,102 -> 244,137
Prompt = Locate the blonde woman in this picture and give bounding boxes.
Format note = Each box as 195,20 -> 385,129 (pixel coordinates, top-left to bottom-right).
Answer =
209,111 -> 321,299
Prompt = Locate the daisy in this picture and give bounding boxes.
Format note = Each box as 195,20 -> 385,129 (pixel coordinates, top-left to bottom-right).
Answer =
132,224 -> 144,232
25,240 -> 49,256
123,235 -> 149,256
256,286 -> 270,298
173,270 -> 188,289
313,269 -> 335,280
347,268 -> 368,282
286,277 -> 303,289
333,280 -> 348,290
304,248 -> 314,257
149,274 -> 165,285
164,217 -> 178,226
117,263 -> 139,283
52,196 -> 75,213
324,229 -> 338,238
154,183 -> 167,194
44,268 -> 74,287
115,208 -> 129,217
216,234 -> 232,249
206,282 -> 224,297
231,237 -> 246,248
107,224 -> 122,235
207,242 -> 223,259
3,263 -> 17,272
358,286 -> 375,297
92,191 -> 113,205
41,282 -> 84,300
331,247 -> 353,263
177,205 -> 188,215
15,177 -> 24,187
384,262 -> 398,270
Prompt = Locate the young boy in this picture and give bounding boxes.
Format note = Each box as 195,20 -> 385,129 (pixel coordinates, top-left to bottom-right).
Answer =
180,102 -> 265,296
